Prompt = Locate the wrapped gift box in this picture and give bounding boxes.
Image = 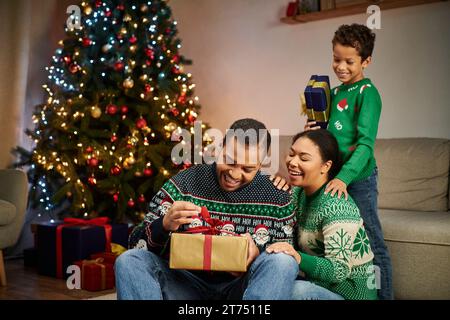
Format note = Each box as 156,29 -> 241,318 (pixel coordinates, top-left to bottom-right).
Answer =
169,233 -> 248,272
303,75 -> 331,129
74,258 -> 115,291
36,219 -> 128,278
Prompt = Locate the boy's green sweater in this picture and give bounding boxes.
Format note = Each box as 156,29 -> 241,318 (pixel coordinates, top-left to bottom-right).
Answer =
328,78 -> 382,185
293,185 -> 378,300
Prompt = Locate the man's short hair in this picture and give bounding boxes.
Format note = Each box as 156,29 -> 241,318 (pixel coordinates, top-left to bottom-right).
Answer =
224,118 -> 271,150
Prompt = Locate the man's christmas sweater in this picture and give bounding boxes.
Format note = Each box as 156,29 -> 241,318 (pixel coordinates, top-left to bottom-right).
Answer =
292,184 -> 378,300
129,163 -> 297,256
328,78 -> 382,185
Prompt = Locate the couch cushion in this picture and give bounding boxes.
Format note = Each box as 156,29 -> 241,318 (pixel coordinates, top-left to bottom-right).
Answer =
0,199 -> 16,225
375,138 -> 450,212
379,209 -> 450,246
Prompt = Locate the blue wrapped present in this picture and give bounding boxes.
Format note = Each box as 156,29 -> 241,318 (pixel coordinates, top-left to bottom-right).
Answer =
36,219 -> 128,278
302,75 -> 331,129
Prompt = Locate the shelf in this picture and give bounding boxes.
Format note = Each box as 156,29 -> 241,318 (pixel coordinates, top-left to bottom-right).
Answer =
281,0 -> 446,24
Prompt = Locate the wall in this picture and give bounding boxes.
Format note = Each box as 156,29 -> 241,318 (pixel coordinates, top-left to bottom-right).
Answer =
171,0 -> 450,138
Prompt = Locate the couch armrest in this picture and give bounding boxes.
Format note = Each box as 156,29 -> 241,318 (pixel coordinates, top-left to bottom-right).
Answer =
0,169 -> 28,220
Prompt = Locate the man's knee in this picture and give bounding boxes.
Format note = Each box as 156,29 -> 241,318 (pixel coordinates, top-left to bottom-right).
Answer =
116,248 -> 159,272
253,251 -> 299,272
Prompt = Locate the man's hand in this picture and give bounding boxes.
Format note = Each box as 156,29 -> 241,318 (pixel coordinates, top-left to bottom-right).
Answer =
324,178 -> 348,200
304,120 -> 321,132
162,201 -> 201,232
266,242 -> 301,264
230,233 -> 260,277
269,175 -> 290,191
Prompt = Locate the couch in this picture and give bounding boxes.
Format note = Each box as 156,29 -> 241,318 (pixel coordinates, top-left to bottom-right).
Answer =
275,136 -> 450,300
0,169 -> 28,286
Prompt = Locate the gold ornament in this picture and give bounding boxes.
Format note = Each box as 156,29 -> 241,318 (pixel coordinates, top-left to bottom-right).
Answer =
120,27 -> 127,35
129,45 -> 137,53
90,106 -> 102,118
123,77 -> 134,89
126,156 -> 136,165
139,74 -> 148,82
140,4 -> 149,12
166,122 -> 177,132
123,14 -> 132,22
84,5 -> 93,15
134,171 -> 143,177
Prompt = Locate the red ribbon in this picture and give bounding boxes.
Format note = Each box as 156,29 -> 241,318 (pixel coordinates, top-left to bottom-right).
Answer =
56,217 -> 112,279
203,235 -> 212,271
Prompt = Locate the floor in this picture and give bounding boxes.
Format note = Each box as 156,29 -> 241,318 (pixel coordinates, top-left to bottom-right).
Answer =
0,258 -> 116,300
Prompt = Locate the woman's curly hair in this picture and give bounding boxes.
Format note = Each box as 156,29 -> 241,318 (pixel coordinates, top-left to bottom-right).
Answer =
332,24 -> 376,61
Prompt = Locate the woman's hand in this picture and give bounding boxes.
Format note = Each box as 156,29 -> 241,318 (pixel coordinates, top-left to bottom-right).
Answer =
304,121 -> 321,132
269,175 -> 290,191
324,178 -> 348,200
266,242 -> 301,264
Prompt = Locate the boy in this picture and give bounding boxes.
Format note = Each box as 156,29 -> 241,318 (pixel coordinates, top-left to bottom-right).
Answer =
305,24 -> 393,300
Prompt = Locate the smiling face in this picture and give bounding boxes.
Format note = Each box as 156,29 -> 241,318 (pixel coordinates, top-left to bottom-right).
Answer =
286,137 -> 332,195
332,43 -> 371,85
216,138 -> 262,192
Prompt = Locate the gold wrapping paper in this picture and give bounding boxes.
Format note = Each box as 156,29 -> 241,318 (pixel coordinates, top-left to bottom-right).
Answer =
169,233 -> 248,272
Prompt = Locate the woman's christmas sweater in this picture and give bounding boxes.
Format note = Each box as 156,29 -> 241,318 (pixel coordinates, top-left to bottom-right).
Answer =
129,163 -> 297,255
328,78 -> 382,185
292,185 -> 378,300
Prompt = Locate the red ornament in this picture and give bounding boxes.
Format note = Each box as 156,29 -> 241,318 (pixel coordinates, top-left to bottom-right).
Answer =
138,194 -> 146,203
136,118 -> 147,129
177,95 -> 186,104
188,114 -> 196,123
127,198 -> 135,207
111,134 -> 118,143
143,168 -> 154,177
172,66 -> 180,75
120,105 -> 128,114
87,157 -> 99,167
110,165 -> 122,176
69,64 -> 79,74
144,84 -> 152,93
116,4 -> 124,10
106,104 -> 118,115
87,176 -> 97,186
172,55 -> 180,63
144,48 -> 154,59
129,36 -> 137,44
82,37 -> 92,47
169,108 -> 180,117
114,61 -> 124,71
113,193 -> 119,202
145,60 -> 152,66
95,0 -> 103,8
63,56 -> 71,64
85,146 -> 94,153
104,9 -> 112,17
165,27 -> 171,34
126,143 -> 133,149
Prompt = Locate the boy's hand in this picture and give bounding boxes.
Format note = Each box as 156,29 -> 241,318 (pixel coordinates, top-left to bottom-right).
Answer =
162,201 -> 201,232
304,121 -> 321,132
324,178 -> 348,200
266,242 -> 301,264
269,175 -> 290,191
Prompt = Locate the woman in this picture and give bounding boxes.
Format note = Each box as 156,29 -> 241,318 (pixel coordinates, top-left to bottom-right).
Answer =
267,130 -> 378,300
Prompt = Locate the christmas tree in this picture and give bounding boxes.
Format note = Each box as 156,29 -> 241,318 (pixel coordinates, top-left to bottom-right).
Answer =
13,0 -> 208,223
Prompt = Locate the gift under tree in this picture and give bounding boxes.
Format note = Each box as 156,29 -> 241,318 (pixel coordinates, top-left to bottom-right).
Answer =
13,0 -> 209,223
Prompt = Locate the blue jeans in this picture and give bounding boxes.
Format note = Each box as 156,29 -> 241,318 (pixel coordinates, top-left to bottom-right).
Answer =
115,249 -> 299,300
292,280 -> 344,300
347,167 -> 394,300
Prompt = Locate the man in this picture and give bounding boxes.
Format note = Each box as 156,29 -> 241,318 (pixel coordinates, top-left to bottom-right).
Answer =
115,118 -> 298,300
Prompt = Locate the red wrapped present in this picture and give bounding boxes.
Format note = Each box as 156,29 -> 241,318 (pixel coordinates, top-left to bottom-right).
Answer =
74,258 -> 114,291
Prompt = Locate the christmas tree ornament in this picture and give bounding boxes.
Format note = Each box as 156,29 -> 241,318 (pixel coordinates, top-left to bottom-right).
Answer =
116,4 -> 124,11
87,175 -> 97,186
110,165 -> 122,176
90,106 -> 102,118
123,159 -> 131,169
169,107 -> 180,116
138,194 -> 146,203
66,191 -> 73,197
143,168 -> 154,177
129,45 -> 137,53
144,84 -> 152,93
129,36 -> 137,44
87,157 -> 99,167
134,171 -> 143,177
114,61 -> 124,71
104,9 -> 112,17
95,0 -> 103,8
106,104 -> 118,115
144,48 -> 154,59
120,105 -> 129,114
69,64 -> 80,74
85,146 -> 94,153
82,37 -> 92,47
120,27 -> 127,35
188,113 -> 197,123
139,74 -> 148,82
166,122 -> 177,132
136,117 -> 147,129
113,193 -> 119,202
110,134 -> 118,143
140,4 -> 149,12
127,198 -> 135,207
123,14 -> 131,22
126,156 -> 136,165
123,77 -> 134,88
84,5 -> 93,15
63,56 -> 72,64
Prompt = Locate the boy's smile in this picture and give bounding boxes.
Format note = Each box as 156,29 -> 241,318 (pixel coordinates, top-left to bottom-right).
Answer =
332,43 -> 371,85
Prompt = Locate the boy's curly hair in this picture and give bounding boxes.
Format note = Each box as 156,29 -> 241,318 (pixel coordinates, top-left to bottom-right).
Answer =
332,24 -> 376,61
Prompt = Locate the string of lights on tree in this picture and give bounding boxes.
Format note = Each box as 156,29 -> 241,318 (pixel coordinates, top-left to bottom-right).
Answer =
13,0 -> 211,222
